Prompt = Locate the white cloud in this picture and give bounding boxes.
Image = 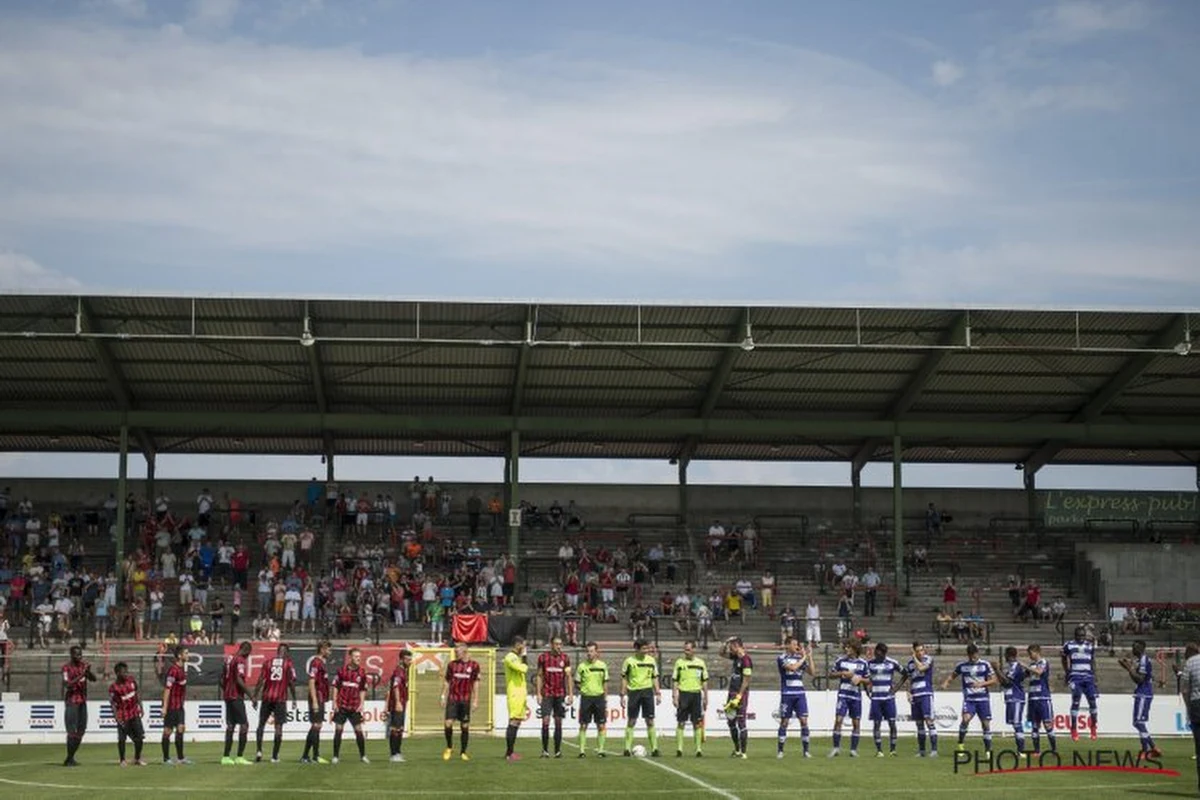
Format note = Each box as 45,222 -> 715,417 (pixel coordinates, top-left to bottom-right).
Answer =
0,22 -> 972,274
0,252 -> 84,291
931,59 -> 964,87
101,0 -> 147,18
1033,0 -> 1150,43
187,0 -> 240,30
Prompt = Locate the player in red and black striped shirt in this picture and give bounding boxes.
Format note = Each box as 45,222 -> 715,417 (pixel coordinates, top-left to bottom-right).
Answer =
441,642 -> 480,761
331,648 -> 371,764
537,638 -> 574,758
301,640 -> 333,764
161,645 -> 192,765
108,662 -> 145,766
61,645 -> 97,766
221,641 -> 252,764
253,643 -> 298,763
388,648 -> 414,762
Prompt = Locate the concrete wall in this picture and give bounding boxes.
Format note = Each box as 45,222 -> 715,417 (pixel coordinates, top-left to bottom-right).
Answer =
0,476 -> 1027,528
1078,544 -> 1200,607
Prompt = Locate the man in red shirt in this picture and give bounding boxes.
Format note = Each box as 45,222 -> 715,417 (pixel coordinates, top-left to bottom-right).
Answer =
253,642 -> 298,763
160,645 -> 191,765
108,661 -> 145,766
441,642 -> 480,761
331,647 -> 370,764
61,645 -> 97,766
301,640 -> 332,764
388,648 -> 414,762
220,641 -> 253,765
537,637 -> 574,758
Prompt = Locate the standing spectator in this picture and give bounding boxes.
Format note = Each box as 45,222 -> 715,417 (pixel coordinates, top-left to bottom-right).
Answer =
148,585 -> 164,639
942,577 -> 958,616
646,543 -> 663,584
706,521 -> 725,565
805,597 -> 821,646
216,540 -> 234,587
281,529 -> 298,571
925,503 -> 942,540
1177,642 -> 1200,792
1018,580 -> 1041,626
487,494 -> 503,538
422,477 -> 439,514
196,489 -> 214,529
154,493 -> 170,524
231,545 -> 249,591
466,492 -> 482,538
861,567 -> 880,618
1006,575 -> 1021,614
830,559 -> 847,590
836,590 -> 853,640
741,523 -> 758,568
298,527 -> 315,568
760,569 -> 775,616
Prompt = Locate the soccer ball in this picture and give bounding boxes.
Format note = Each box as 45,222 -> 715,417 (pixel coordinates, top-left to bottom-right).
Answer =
631,745 -> 647,758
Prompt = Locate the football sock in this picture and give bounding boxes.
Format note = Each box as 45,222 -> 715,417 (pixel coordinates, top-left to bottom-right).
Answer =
693,728 -> 702,753
311,730 -> 320,760
597,730 -> 607,752
777,725 -> 787,753
738,725 -> 747,753
333,729 -> 343,758
982,731 -> 993,751
930,730 -> 938,752
1069,708 -> 1079,735
175,731 -> 184,760
542,724 -> 550,752
800,724 -> 810,755
460,729 -> 469,753
355,730 -> 365,758
577,728 -> 586,755
256,727 -> 265,754
1135,722 -> 1152,751
554,719 -> 563,752
1030,730 -> 1040,751
161,736 -> 171,762
832,730 -> 842,749
873,723 -> 882,751
117,731 -> 127,761
849,732 -> 859,752
133,735 -> 143,760
678,727 -> 686,753
958,724 -> 968,745
624,727 -> 634,751
728,720 -> 739,749
889,721 -> 897,752
272,731 -> 282,760
917,729 -> 927,753
647,727 -> 658,752
238,729 -> 247,758
389,730 -> 400,756
1046,731 -> 1057,752
445,727 -> 453,749
224,728 -> 234,758
507,724 -> 519,756
1013,728 -> 1025,752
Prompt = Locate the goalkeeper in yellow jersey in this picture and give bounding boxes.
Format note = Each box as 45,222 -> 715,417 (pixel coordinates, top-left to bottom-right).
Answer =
503,637 -> 530,762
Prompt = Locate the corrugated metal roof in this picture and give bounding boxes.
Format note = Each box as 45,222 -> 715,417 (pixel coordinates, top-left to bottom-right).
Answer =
1,294 -> 1196,466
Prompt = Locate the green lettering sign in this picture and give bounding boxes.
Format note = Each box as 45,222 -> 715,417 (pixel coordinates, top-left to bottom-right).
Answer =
1039,490 -> 1198,528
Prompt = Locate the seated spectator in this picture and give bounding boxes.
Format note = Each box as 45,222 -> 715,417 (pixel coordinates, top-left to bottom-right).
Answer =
952,611 -> 969,643
548,501 -> 564,530
779,604 -> 797,645
735,577 -> 757,611
659,589 -> 674,616
629,604 -> 651,640
913,546 -> 929,572
706,521 -> 725,565
724,588 -> 743,623
831,560 -> 848,589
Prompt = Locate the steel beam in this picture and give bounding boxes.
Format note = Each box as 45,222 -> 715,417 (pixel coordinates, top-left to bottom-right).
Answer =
303,312 -> 336,458
676,310 -> 748,468
115,425 -> 128,599
78,299 -> 157,459
3,409 -> 1200,445
1022,315 -> 1189,474
510,307 -> 535,416
851,312 -> 968,475
892,434 -> 904,590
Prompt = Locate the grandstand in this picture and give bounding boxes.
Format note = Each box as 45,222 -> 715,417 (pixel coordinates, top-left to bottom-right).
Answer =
1,295 -> 1199,707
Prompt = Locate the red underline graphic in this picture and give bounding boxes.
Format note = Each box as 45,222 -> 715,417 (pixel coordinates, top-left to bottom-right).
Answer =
970,766 -> 1181,778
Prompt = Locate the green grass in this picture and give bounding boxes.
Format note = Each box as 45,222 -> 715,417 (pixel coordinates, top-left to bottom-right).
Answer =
0,736 -> 1195,798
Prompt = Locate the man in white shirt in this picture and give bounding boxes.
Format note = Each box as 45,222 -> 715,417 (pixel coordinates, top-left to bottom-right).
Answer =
154,494 -> 170,520
1179,644 -> 1200,790
861,568 -> 881,617
735,577 -> 756,611
280,531 -> 298,570
196,489 -> 214,526
706,521 -> 725,564
160,549 -> 177,579
283,586 -> 301,633
298,528 -> 315,567
760,570 -> 776,614
741,524 -> 758,567
830,561 -> 847,589
805,598 -> 821,645
25,517 -> 41,552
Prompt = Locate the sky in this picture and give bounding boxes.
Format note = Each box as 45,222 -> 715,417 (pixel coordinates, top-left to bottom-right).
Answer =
0,0 -> 1197,489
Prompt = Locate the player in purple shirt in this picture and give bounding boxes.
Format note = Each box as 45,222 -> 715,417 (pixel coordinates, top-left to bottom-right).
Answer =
865,643 -> 902,757
896,642 -> 938,757
827,640 -> 868,758
1119,640 -> 1162,758
941,643 -> 998,753
1025,644 -> 1057,754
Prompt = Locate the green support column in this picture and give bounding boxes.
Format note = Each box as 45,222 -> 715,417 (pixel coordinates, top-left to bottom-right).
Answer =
507,431 -> 520,561
851,466 -> 863,530
325,452 -> 335,483
677,460 -> 689,533
115,425 -> 129,598
145,453 -> 156,521
1023,467 -> 1038,523
891,435 -> 904,592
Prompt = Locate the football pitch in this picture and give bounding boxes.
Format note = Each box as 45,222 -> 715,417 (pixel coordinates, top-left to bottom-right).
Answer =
0,737 -> 1195,798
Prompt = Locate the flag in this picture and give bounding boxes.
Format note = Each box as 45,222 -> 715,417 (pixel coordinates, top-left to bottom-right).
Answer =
451,613 -> 489,644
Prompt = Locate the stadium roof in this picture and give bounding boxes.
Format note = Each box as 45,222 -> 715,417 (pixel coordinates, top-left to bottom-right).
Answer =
1,294 -> 1198,470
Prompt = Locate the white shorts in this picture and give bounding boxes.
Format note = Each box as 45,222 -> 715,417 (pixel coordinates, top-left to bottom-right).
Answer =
601,588 -> 614,603
356,512 -> 368,526
806,621 -> 821,643
284,605 -> 299,621
302,605 -> 316,620
565,594 -> 579,608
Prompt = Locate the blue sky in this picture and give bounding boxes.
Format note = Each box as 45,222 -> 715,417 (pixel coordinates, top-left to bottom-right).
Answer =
0,0 -> 1197,489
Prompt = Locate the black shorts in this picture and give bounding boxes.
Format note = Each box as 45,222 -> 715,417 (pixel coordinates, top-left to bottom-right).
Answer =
579,696 -> 607,726
225,699 -> 248,727
540,696 -> 567,719
164,708 -> 185,729
65,702 -> 88,735
389,710 -> 406,730
676,692 -> 703,725
308,702 -> 326,724
259,701 -> 288,725
119,717 -> 145,741
332,709 -> 362,727
444,700 -> 471,724
627,689 -> 655,723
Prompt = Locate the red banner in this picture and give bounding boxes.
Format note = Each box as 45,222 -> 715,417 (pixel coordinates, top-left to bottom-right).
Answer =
224,642 -> 430,685
451,614 -> 489,643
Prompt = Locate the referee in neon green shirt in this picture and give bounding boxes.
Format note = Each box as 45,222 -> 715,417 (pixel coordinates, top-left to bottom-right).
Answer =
672,639 -> 709,757
621,639 -> 662,756
574,642 -> 609,757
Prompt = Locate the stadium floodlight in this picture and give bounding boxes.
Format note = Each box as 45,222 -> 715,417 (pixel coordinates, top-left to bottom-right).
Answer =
300,317 -> 316,348
1174,330 -> 1191,356
740,319 -> 755,352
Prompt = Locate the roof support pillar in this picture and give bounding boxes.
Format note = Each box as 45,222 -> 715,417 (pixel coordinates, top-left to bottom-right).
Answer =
892,434 -> 904,593
675,309 -> 749,468
114,425 -> 129,601
325,453 -> 335,484
145,455 -> 156,524
507,430 -> 521,563
78,298 -> 157,459
1023,466 -> 1038,526
851,464 -> 863,531
677,459 -> 689,535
